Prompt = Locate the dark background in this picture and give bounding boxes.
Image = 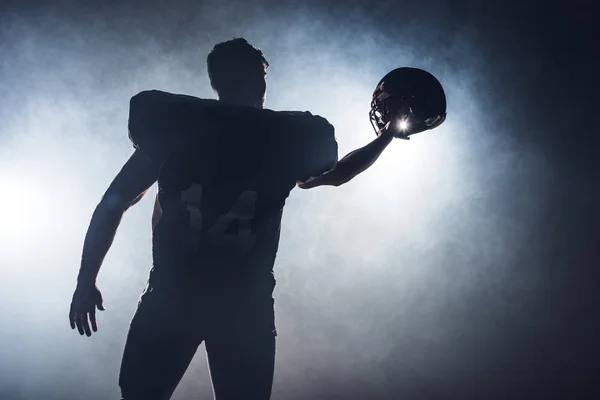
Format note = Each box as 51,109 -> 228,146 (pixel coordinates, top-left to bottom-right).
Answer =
0,0 -> 598,399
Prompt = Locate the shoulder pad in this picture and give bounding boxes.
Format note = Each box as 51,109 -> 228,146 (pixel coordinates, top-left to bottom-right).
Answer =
128,90 -> 215,156
272,110 -> 314,119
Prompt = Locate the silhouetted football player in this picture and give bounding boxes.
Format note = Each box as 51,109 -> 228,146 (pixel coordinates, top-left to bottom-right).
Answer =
69,38 -> 396,400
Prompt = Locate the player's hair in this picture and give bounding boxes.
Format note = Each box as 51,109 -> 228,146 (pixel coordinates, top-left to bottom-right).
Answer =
207,38 -> 269,94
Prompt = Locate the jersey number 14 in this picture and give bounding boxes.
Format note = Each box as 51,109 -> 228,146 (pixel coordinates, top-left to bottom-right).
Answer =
181,183 -> 257,249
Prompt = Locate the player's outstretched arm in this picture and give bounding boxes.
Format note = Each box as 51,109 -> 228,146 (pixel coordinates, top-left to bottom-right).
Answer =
298,122 -> 394,189
69,149 -> 159,337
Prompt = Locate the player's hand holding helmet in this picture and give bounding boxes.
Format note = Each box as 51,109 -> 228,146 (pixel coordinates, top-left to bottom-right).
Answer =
370,67 -> 447,140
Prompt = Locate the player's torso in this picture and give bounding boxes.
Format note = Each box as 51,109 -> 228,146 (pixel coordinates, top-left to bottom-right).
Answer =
153,101 -> 296,271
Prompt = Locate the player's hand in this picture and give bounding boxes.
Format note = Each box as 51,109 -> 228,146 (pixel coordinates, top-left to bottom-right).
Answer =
69,282 -> 105,337
378,120 -> 410,140
375,121 -> 397,140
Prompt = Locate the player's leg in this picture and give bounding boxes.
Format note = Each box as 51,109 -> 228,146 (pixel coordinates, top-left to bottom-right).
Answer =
204,297 -> 277,400
119,280 -> 203,400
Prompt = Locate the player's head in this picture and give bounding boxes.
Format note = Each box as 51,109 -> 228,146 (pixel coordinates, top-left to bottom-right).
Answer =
207,38 -> 269,108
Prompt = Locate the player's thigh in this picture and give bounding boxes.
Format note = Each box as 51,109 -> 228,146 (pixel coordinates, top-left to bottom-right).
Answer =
205,299 -> 276,400
119,283 -> 202,400
205,331 -> 276,400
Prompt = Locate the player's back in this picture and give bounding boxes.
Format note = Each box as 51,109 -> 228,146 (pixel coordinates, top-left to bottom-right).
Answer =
128,90 -> 337,278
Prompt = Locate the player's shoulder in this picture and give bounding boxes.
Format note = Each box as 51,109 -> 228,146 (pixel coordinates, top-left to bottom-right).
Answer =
127,90 -> 217,154
268,109 -> 333,129
270,110 -> 317,120
130,89 -> 217,109
274,110 -> 313,117
128,89 -> 216,131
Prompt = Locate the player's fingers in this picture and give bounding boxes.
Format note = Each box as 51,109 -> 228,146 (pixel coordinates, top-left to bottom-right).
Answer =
378,121 -> 392,136
69,308 -> 76,329
75,312 -> 85,335
81,312 -> 92,337
90,309 -> 98,332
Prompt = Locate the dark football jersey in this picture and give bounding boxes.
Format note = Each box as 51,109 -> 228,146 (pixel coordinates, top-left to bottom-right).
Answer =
128,90 -> 338,275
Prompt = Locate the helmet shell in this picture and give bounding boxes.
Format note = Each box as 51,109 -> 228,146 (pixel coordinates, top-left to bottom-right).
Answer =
370,67 -> 447,137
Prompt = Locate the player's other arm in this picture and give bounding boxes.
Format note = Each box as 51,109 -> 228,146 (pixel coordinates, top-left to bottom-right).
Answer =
70,150 -> 158,336
77,150 -> 158,285
298,122 -> 393,189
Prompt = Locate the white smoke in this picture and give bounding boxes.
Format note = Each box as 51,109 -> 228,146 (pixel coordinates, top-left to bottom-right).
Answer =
0,2 -> 556,399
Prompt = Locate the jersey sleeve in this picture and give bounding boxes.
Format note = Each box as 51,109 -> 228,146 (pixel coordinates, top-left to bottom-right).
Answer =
285,113 -> 339,182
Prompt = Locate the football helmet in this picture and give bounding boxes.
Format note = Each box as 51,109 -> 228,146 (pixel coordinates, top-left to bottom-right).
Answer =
369,67 -> 447,139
